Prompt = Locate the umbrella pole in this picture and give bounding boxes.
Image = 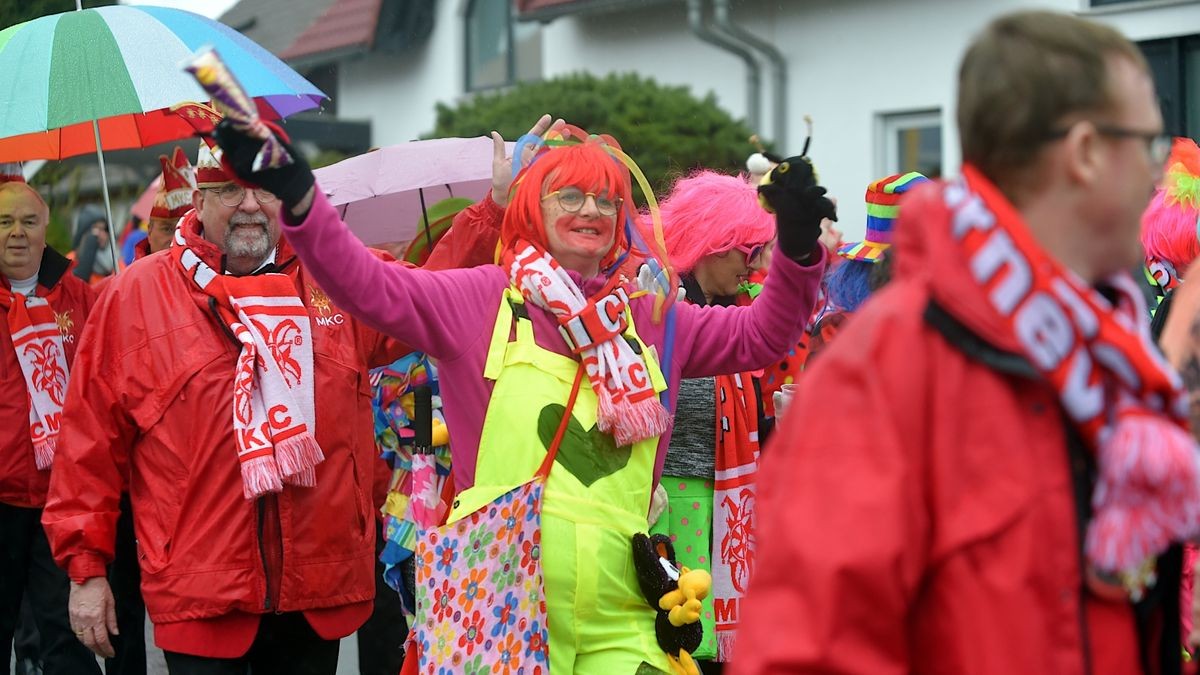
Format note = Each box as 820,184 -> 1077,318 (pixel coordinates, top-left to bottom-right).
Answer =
91,120 -> 120,275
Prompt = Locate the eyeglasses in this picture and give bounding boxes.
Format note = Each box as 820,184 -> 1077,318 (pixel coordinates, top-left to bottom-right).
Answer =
205,184 -> 277,208
735,242 -> 766,266
1046,124 -> 1172,166
541,186 -> 622,217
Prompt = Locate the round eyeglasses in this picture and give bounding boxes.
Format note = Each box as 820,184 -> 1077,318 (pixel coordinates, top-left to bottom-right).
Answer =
541,186 -> 622,217
205,184 -> 278,208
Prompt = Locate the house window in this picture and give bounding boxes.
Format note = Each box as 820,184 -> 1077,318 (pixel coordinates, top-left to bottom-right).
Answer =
465,0 -> 541,91
877,110 -> 943,179
1138,34 -> 1200,139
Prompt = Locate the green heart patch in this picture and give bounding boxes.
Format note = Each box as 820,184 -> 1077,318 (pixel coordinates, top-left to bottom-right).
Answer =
537,404 -> 632,486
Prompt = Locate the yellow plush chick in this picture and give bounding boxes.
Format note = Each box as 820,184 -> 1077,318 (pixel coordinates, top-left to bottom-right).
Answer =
658,567 -> 712,627
667,649 -> 700,675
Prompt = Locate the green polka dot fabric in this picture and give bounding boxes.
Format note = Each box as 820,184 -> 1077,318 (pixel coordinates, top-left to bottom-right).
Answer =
649,475 -> 716,660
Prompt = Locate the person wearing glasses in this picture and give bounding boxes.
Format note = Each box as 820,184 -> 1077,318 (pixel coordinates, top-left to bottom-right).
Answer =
42,138 -> 410,674
735,10 -> 1185,675
206,120 -> 831,672
645,169 -> 777,670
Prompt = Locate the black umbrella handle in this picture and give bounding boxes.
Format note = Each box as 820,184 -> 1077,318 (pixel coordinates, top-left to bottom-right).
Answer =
413,385 -> 433,454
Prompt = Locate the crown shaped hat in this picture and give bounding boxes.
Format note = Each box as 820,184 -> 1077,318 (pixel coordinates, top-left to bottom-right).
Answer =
838,171 -> 930,263
195,137 -> 231,189
150,147 -> 196,219
0,162 -> 24,184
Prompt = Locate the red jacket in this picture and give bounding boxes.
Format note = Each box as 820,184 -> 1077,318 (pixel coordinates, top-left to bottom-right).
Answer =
733,181 -> 1177,675
42,230 -> 408,652
1,248 -> 96,508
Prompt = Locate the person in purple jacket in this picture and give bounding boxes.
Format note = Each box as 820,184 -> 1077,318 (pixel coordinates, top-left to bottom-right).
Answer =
212,120 -> 831,673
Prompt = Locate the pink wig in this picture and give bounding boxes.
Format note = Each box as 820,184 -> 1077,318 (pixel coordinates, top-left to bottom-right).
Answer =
1141,137 -> 1200,275
650,170 -> 776,274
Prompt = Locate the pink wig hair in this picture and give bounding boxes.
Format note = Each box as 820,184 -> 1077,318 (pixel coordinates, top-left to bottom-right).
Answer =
1141,137 -> 1200,273
651,170 -> 776,274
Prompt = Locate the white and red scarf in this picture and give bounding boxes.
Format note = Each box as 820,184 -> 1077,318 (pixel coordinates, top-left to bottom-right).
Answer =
0,287 -> 68,469
502,240 -> 670,446
172,216 -> 323,499
947,166 -> 1200,589
712,371 -> 759,661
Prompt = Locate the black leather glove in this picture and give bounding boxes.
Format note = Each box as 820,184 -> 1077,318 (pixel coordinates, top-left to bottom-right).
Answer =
212,119 -> 314,215
757,155 -> 837,262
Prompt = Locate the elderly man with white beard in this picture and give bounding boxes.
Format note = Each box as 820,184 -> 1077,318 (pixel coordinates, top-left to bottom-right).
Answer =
41,138 -> 410,674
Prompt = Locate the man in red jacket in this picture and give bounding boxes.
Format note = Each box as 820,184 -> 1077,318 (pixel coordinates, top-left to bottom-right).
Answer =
735,11 -> 1187,675
42,140 -> 408,674
0,180 -> 99,674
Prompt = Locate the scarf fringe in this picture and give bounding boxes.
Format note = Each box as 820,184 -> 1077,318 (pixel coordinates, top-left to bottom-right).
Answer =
274,433 -> 325,481
716,631 -> 737,663
1087,413 -> 1200,571
598,393 -> 671,446
285,465 -> 317,488
33,437 -> 55,471
241,455 -> 284,499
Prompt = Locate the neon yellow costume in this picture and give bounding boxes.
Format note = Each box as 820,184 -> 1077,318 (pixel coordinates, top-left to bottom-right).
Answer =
447,291 -> 672,673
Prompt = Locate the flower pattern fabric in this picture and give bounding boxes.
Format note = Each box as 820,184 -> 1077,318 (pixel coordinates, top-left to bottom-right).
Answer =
412,479 -> 550,673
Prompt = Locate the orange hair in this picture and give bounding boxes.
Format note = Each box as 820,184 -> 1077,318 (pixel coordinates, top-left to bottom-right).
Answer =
500,142 -> 636,270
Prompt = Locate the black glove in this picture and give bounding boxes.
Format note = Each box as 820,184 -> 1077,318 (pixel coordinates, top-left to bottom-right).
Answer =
212,119 -> 314,215
757,155 -> 837,262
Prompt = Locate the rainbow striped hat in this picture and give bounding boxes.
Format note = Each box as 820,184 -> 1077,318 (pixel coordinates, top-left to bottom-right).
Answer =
837,171 -> 930,263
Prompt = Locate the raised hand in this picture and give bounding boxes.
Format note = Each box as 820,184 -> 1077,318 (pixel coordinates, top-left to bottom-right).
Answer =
490,113 -> 564,207
758,156 -> 838,262
212,119 -> 315,215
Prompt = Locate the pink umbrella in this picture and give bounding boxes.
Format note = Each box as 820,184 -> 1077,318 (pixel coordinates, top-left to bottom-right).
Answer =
130,175 -> 163,222
312,136 -> 513,246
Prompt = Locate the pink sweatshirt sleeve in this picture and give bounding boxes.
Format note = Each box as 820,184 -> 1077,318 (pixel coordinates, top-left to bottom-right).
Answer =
283,188 -> 506,361
675,247 -> 826,379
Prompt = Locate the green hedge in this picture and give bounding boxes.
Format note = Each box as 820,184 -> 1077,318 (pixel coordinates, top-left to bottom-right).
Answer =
429,72 -> 761,197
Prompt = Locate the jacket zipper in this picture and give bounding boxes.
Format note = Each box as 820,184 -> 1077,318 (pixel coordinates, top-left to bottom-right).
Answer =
256,494 -> 283,611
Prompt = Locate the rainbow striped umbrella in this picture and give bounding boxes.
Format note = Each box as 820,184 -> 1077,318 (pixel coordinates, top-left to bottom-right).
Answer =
0,4 -> 326,160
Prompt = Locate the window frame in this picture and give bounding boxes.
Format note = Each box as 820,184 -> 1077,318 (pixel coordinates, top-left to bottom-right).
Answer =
875,108 -> 944,179
463,0 -> 517,92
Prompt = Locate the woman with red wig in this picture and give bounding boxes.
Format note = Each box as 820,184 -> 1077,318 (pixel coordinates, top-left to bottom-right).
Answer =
212,121 -> 831,673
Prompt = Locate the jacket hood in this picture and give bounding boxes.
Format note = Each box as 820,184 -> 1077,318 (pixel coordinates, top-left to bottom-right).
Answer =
892,177 -> 1022,355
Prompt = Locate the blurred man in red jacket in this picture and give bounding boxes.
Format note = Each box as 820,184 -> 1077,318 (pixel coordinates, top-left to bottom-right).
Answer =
0,178 -> 99,675
736,10 -> 1186,675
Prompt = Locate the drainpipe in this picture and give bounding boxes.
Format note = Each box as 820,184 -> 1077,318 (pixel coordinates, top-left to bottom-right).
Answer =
686,0 -> 761,135
711,0 -> 787,150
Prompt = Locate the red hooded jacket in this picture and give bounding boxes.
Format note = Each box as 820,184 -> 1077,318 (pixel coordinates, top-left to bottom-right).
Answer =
1,248 -> 96,508
42,220 -> 408,656
733,180 -> 1178,675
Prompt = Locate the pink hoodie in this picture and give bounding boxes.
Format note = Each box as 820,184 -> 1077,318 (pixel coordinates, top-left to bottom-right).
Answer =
283,189 -> 825,491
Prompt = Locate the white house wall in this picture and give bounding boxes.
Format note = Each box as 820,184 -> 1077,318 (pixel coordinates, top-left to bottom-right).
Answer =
335,0 -> 465,149
327,0 -> 1200,240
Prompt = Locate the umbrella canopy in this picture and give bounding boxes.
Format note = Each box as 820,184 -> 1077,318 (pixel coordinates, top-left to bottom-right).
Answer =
313,136 -> 513,246
0,5 -> 325,161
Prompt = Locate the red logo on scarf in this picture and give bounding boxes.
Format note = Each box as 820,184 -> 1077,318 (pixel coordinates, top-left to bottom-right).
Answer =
254,318 -> 304,386
719,488 -> 756,594
233,355 -> 255,426
25,340 -> 66,406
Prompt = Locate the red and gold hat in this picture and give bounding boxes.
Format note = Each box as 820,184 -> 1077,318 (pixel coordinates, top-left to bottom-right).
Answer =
150,147 -> 196,219
195,138 -> 231,189
0,162 -> 24,184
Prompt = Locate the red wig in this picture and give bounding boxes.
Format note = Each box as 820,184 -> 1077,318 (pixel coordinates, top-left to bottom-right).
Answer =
500,141 -> 636,270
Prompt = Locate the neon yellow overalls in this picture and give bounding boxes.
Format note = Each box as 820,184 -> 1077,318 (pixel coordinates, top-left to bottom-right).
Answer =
447,289 -> 672,673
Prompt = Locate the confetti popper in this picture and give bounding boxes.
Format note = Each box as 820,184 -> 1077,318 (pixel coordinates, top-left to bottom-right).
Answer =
184,46 -> 293,172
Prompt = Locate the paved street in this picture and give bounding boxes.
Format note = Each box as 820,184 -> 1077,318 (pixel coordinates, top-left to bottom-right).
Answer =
10,619 -> 363,674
